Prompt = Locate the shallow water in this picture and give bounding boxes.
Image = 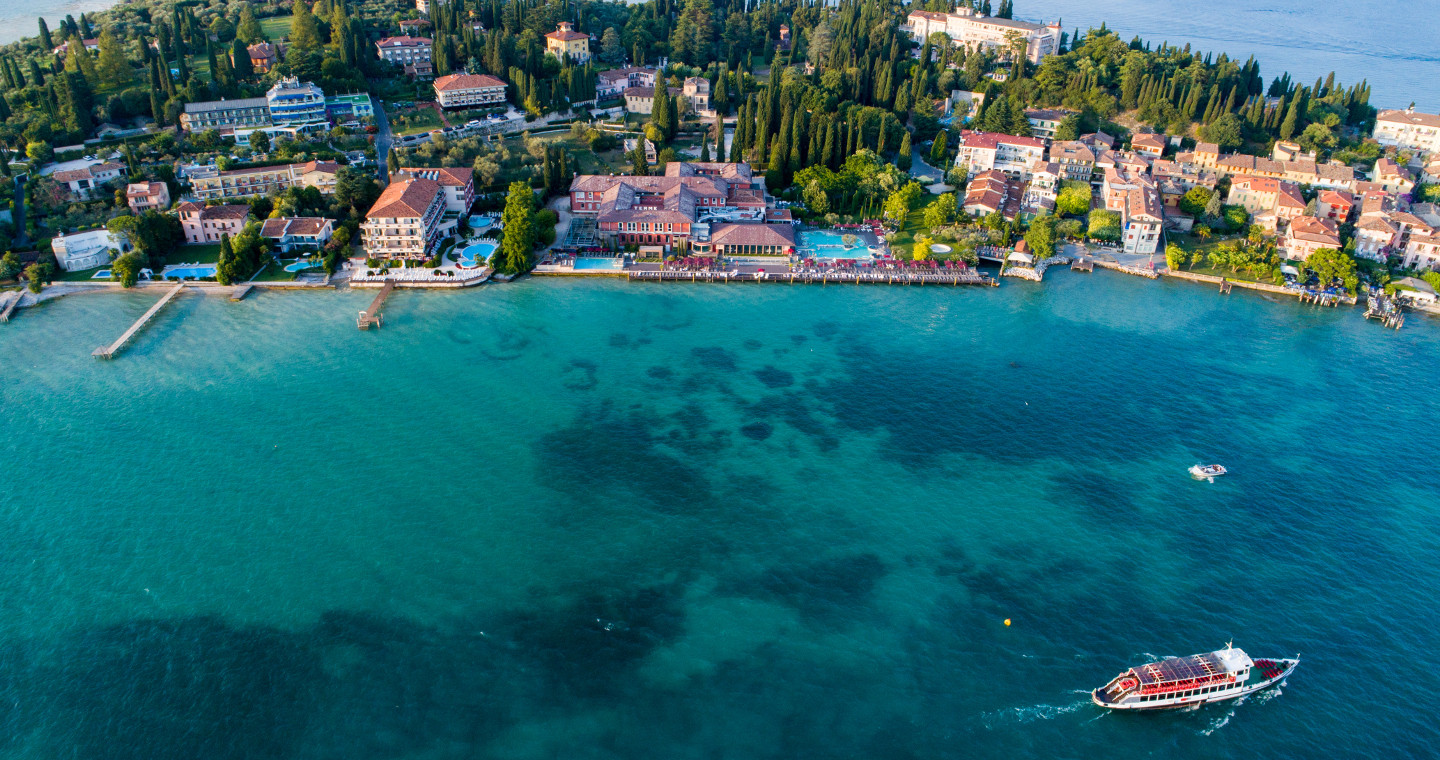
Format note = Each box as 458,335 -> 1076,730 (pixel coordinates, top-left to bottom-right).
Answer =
1,274 -> 1437,758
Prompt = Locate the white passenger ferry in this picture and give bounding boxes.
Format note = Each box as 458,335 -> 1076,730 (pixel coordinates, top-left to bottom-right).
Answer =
1092,645 -> 1297,711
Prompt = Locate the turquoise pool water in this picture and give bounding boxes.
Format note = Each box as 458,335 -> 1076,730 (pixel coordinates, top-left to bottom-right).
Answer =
573,257 -> 623,270
468,217 -> 494,230
284,260 -> 323,272
91,270 -> 112,279
161,264 -> 218,279
798,231 -> 873,260
458,242 -> 497,267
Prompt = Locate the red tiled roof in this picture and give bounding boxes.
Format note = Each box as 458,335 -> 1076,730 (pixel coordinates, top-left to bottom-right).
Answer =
433,73 -> 506,92
368,178 -> 442,219
377,36 -> 432,47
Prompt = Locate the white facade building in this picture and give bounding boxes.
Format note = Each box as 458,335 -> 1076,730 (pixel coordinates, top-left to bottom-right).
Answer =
1373,108 -> 1440,155
905,9 -> 1060,63
51,229 -> 129,272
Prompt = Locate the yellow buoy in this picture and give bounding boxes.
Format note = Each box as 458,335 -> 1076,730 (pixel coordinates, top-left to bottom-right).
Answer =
1004,618 -> 1011,627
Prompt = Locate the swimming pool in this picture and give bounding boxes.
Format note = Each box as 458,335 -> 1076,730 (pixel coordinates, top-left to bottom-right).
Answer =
91,270 -> 113,279
798,231 -> 874,260
161,264 -> 218,279
457,241 -> 497,267
468,216 -> 494,230
572,257 -> 623,271
284,259 -> 324,272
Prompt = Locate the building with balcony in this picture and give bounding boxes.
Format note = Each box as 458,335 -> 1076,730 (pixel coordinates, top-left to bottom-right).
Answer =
433,72 -> 508,109
186,161 -> 340,201
177,202 -> 254,244
266,77 -> 328,126
954,130 -> 1046,179
260,217 -> 335,253
126,182 -> 171,213
180,97 -> 272,133
51,229 -> 129,271
568,162 -> 771,251
1373,107 -> 1440,155
376,36 -> 432,69
391,167 -> 475,213
361,178 -> 451,260
904,8 -> 1061,63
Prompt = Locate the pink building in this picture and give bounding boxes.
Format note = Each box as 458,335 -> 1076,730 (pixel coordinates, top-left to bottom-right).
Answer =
177,202 -> 253,244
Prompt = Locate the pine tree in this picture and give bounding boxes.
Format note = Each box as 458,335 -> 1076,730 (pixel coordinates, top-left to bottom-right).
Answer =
238,5 -> 264,44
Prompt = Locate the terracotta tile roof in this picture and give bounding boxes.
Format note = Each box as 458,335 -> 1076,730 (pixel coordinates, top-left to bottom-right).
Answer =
377,36 -> 432,48
958,129 -> 1046,150
368,178 -> 442,219
1287,216 -> 1340,244
126,181 -> 165,198
200,204 -> 254,221
1377,108 -> 1440,129
546,29 -> 589,41
393,167 -> 474,188
1132,133 -> 1167,149
710,223 -> 796,247
261,217 -> 331,237
433,73 -> 506,92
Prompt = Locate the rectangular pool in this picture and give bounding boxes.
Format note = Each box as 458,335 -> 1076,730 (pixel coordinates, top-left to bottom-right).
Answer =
161,264 -> 218,279
573,258 -> 623,270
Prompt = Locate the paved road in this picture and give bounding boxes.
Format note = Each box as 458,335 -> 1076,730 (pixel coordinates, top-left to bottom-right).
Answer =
374,102 -> 394,182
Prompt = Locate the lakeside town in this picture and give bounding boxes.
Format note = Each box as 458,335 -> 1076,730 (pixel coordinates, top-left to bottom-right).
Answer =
2,0 -> 1440,334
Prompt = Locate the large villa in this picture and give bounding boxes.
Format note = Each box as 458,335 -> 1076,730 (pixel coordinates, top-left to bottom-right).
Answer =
567,161 -> 791,253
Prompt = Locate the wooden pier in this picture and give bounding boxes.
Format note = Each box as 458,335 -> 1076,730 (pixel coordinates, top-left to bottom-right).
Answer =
357,279 -> 395,329
1070,258 -> 1094,273
0,291 -> 21,323
627,270 -> 996,286
1364,295 -> 1405,329
230,285 -> 253,301
92,282 -> 185,359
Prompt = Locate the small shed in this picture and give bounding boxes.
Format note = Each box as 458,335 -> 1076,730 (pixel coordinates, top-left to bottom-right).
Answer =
1393,276 -> 1437,303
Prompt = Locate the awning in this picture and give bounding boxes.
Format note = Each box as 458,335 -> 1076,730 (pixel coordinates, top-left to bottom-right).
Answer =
1281,265 -> 1300,276
1006,252 -> 1034,264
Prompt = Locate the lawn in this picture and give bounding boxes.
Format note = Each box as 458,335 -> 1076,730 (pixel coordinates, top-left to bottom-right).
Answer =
249,262 -> 300,282
390,106 -> 443,136
258,17 -> 291,41
167,244 -> 222,266
889,196 -> 943,250
57,264 -> 110,282
1168,234 -> 1282,284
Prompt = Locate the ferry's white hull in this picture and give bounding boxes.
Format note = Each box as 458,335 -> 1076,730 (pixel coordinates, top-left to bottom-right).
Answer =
1092,659 -> 1297,711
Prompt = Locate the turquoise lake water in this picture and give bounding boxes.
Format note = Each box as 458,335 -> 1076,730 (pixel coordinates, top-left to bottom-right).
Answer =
1,274 -> 1438,758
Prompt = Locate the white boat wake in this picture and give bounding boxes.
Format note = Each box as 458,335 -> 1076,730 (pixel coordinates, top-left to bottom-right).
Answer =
982,696 -> 1091,729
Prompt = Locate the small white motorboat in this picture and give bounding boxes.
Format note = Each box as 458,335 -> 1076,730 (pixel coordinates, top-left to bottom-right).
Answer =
1189,464 -> 1227,481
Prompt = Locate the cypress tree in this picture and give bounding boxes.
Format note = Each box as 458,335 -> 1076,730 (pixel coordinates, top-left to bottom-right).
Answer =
38,18 -> 53,50
897,131 -> 912,171
1279,96 -> 1301,140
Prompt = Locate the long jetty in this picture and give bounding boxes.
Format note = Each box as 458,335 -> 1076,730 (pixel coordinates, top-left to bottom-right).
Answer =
357,279 -> 395,329
628,270 -> 996,286
92,282 -> 185,359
